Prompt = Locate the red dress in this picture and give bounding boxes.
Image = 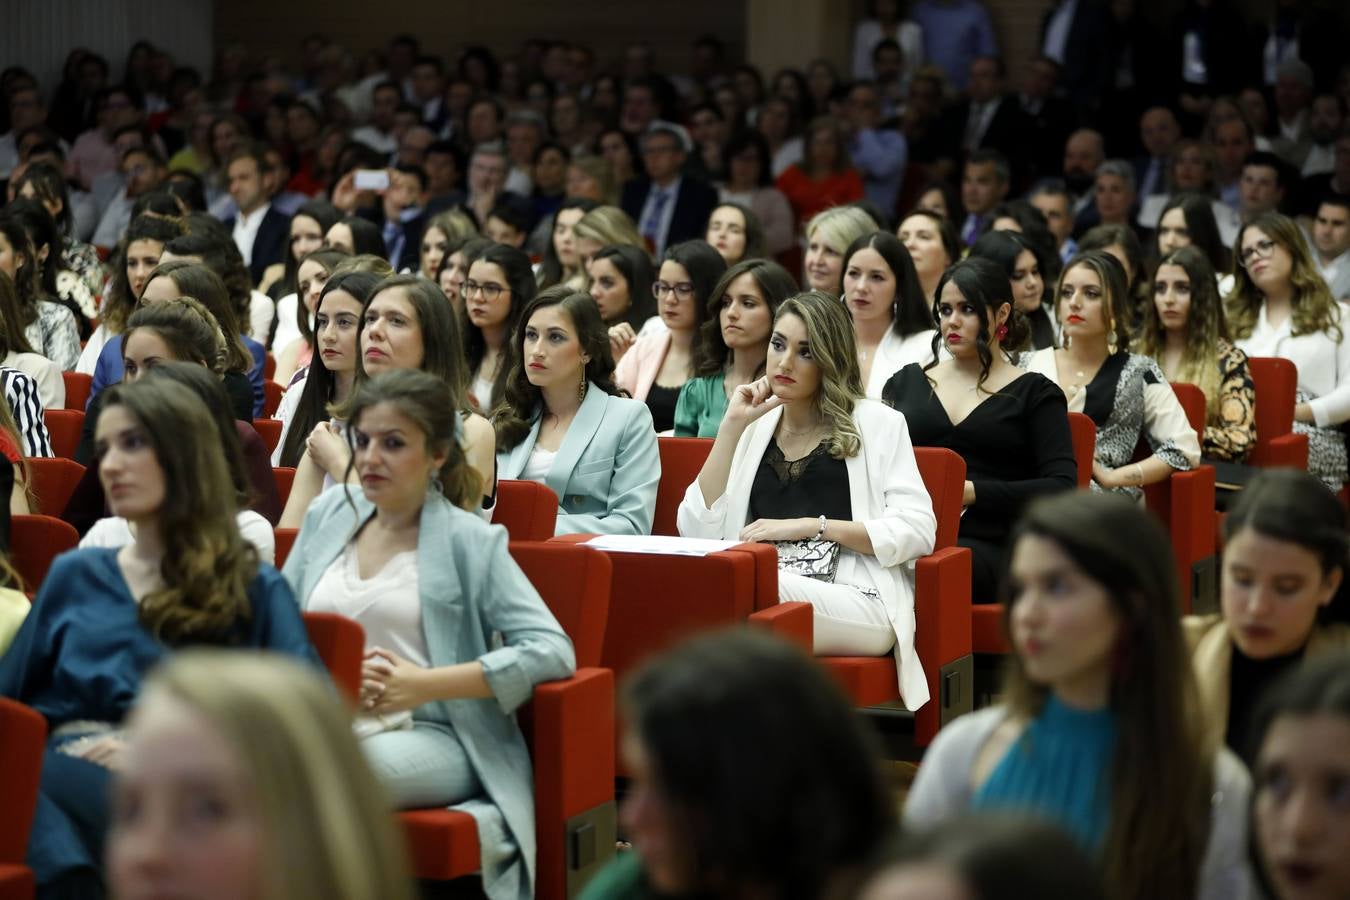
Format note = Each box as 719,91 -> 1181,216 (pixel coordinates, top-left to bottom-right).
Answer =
775,165 -> 866,226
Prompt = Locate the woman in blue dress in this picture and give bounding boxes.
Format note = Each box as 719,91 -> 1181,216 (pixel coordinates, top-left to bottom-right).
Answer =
0,376 -> 315,899
904,491 -> 1254,900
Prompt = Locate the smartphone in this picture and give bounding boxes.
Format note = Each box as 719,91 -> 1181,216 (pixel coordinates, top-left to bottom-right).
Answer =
353,169 -> 390,191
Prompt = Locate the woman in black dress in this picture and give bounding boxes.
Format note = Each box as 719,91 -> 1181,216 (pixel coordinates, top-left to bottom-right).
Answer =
883,258 -> 1077,598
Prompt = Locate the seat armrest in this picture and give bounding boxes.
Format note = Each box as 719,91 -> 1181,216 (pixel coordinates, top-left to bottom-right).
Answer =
748,601 -> 812,649
914,546 -> 972,745
1255,433 -> 1309,469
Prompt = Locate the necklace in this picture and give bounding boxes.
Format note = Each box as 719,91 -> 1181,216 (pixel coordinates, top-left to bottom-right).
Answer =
778,419 -> 824,437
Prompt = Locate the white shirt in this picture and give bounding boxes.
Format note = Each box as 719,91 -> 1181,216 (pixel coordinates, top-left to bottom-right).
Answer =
1042,0 -> 1079,64
521,445 -> 557,483
865,329 -> 938,400
1316,249 -> 1350,301
232,202 -> 270,267
1302,143 -> 1336,177
271,292 -> 303,353
249,289 -> 276,345
310,544 -> 428,667
80,510 -> 276,565
1235,303 -> 1350,427
76,324 -> 110,375
271,373 -> 308,466
963,100 -> 998,151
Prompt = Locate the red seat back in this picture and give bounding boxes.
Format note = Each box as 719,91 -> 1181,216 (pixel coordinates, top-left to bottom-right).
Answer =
263,352 -> 277,381
26,457 -> 84,517
1171,382 -> 1207,433
1248,356 -> 1304,466
274,527 -> 298,568
43,409 -> 83,460
11,514 -> 78,590
509,541 -> 611,668
654,437 -> 713,536
262,380 -> 284,418
273,467 -> 295,508
0,698 -> 46,865
913,447 -> 964,550
491,480 -> 558,540
61,371 -> 92,411
1068,412 -> 1095,487
253,418 -> 283,454
302,611 -> 364,704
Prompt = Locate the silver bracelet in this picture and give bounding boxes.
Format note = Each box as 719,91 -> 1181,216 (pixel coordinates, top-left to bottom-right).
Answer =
813,514 -> 827,540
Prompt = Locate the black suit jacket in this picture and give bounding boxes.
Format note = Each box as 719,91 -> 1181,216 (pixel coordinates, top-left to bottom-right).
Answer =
620,175 -> 719,255
1040,0 -> 1113,118
225,205 -> 290,287
1022,96 -> 1075,182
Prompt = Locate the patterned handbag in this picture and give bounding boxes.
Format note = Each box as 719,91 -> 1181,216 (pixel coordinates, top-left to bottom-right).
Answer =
770,539 -> 842,582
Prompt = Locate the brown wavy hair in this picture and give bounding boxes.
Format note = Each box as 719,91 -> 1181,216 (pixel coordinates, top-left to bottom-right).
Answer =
1057,251 -> 1133,355
693,259 -> 798,377
494,285 -> 623,451
97,377 -> 258,644
342,369 -> 480,511
1226,211 -> 1342,342
141,260 -> 251,375
1000,492 -> 1212,900
1135,246 -> 1228,425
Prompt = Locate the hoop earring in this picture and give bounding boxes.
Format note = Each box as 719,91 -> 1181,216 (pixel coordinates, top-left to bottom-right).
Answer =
429,471 -> 444,495
1106,330 -> 1118,355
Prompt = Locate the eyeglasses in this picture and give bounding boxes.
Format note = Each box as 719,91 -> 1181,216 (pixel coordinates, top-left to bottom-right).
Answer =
463,279 -> 506,301
653,281 -> 695,300
1239,238 -> 1277,269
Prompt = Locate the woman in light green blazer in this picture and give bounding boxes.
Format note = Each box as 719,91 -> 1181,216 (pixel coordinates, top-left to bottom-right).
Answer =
495,285 -> 661,535
283,369 -> 575,900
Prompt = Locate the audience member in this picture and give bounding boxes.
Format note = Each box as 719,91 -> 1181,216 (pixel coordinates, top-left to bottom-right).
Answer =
776,117 -> 865,228
968,229 -> 1056,351
591,244 -> 658,363
704,201 -> 765,267
496,286 -> 661,534
621,124 -> 718,259
1310,193 -> 1350,300
896,208 -> 960,305
842,231 -> 935,397
803,204 -> 877,295
718,129 -> 795,257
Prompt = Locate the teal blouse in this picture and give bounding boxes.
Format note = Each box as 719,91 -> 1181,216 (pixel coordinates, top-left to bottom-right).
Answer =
972,695 -> 1117,850
673,374 -> 728,437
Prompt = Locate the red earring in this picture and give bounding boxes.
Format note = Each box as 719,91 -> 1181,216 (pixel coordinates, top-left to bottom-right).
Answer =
995,324 -> 1008,340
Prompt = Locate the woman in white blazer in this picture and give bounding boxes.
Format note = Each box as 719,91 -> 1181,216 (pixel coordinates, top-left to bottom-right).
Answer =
840,231 -> 937,399
496,286 -> 661,535
677,290 -> 937,710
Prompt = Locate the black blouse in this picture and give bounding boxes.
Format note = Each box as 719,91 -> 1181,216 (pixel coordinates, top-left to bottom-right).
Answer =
883,363 -> 1077,543
645,383 -> 681,434
1228,645 -> 1304,760
748,439 -> 852,522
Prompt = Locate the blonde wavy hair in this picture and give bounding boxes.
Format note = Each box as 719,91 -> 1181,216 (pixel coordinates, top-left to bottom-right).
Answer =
98,377 -> 258,643
128,650 -> 414,900
1226,212 -> 1342,342
774,291 -> 863,459
805,205 -> 877,255
572,205 -> 646,254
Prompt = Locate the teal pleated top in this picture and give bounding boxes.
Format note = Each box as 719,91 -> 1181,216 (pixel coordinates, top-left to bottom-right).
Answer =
972,695 -> 1117,850
673,374 -> 728,437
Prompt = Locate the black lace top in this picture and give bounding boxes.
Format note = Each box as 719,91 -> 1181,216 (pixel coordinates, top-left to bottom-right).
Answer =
748,439 -> 852,522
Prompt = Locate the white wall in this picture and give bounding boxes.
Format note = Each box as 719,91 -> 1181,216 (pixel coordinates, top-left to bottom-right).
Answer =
0,0 -> 212,97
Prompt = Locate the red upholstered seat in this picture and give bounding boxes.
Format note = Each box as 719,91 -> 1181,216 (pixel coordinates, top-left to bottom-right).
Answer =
262,380 -> 284,418
11,514 -> 78,590
61,372 -> 91,411
1247,356 -> 1308,468
1067,412 -> 1095,488
301,611 -> 364,704
272,467 -> 295,508
653,437 -> 713,535
0,696 -> 46,900
252,419 -> 283,455
274,527 -> 297,568
26,457 -> 84,518
42,409 -> 83,460
491,480 -> 559,540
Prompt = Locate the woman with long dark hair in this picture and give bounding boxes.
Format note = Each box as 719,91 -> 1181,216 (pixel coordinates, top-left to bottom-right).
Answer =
462,244 -> 536,415
840,231 -> 935,397
0,211 -> 81,369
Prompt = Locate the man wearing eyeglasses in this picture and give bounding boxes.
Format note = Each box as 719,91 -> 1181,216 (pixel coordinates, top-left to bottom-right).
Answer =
621,122 -> 718,258
92,145 -> 165,251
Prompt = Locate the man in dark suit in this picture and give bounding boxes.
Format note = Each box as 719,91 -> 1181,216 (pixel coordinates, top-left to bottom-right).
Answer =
358,164 -> 427,274
1018,56 -> 1075,184
1132,107 -> 1181,201
222,144 -> 289,287
620,123 -> 718,259
944,56 -> 1027,179
1039,0 -> 1113,124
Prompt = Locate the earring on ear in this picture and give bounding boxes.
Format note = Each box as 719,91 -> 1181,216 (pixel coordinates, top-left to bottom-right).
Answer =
995,323 -> 1008,341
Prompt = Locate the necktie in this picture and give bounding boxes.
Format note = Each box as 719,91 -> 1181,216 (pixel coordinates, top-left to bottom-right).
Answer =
642,187 -> 671,248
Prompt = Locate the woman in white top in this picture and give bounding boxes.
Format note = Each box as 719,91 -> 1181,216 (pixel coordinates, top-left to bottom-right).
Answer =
461,244 -> 536,416
905,491 -> 1253,900
1226,212 -> 1350,489
0,270 -> 62,409
80,360 -> 275,563
1021,250 -> 1200,496
678,290 -> 937,708
283,368 -> 574,900
841,230 -> 937,398
803,205 -> 877,296
280,275 -> 496,527
265,200 -> 340,349
270,247 -> 349,386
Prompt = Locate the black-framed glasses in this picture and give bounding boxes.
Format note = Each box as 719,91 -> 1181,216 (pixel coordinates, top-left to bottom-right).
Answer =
1239,239 -> 1277,269
653,281 -> 695,299
463,280 -> 507,301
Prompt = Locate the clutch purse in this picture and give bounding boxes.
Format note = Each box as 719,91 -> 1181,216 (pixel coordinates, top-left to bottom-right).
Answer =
770,539 -> 841,582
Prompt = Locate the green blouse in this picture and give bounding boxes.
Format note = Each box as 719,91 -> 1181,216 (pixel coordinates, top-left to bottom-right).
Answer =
673,374 -> 728,437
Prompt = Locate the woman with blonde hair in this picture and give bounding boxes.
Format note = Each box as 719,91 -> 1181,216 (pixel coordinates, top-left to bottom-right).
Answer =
678,291 -> 937,707
1137,245 -> 1255,463
566,155 -> 618,206
0,376 -> 315,897
572,204 -> 647,269
1227,211 -> 1350,488
108,650 -> 415,900
802,204 -> 877,295
418,208 -> 479,281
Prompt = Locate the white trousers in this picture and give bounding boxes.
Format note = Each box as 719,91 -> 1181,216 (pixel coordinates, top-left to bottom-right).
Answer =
779,572 -> 895,656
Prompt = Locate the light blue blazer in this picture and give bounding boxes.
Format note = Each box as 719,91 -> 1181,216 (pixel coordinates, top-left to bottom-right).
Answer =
282,487 -> 576,900
497,383 -> 661,535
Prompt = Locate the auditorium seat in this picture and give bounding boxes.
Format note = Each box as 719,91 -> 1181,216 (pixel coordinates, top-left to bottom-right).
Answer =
301,611 -> 364,704
274,527 -> 297,568
1067,412 -> 1095,488
262,381 -> 284,418
1246,356 -> 1308,469
252,418 -> 283,455
273,467 -> 295,508
10,514 -> 78,598
653,437 -> 712,536
399,541 -> 615,897
263,352 -> 276,381
491,480 -> 558,540
61,372 -> 92,411
0,697 -> 44,900
42,409 -> 82,460
26,457 -> 83,518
